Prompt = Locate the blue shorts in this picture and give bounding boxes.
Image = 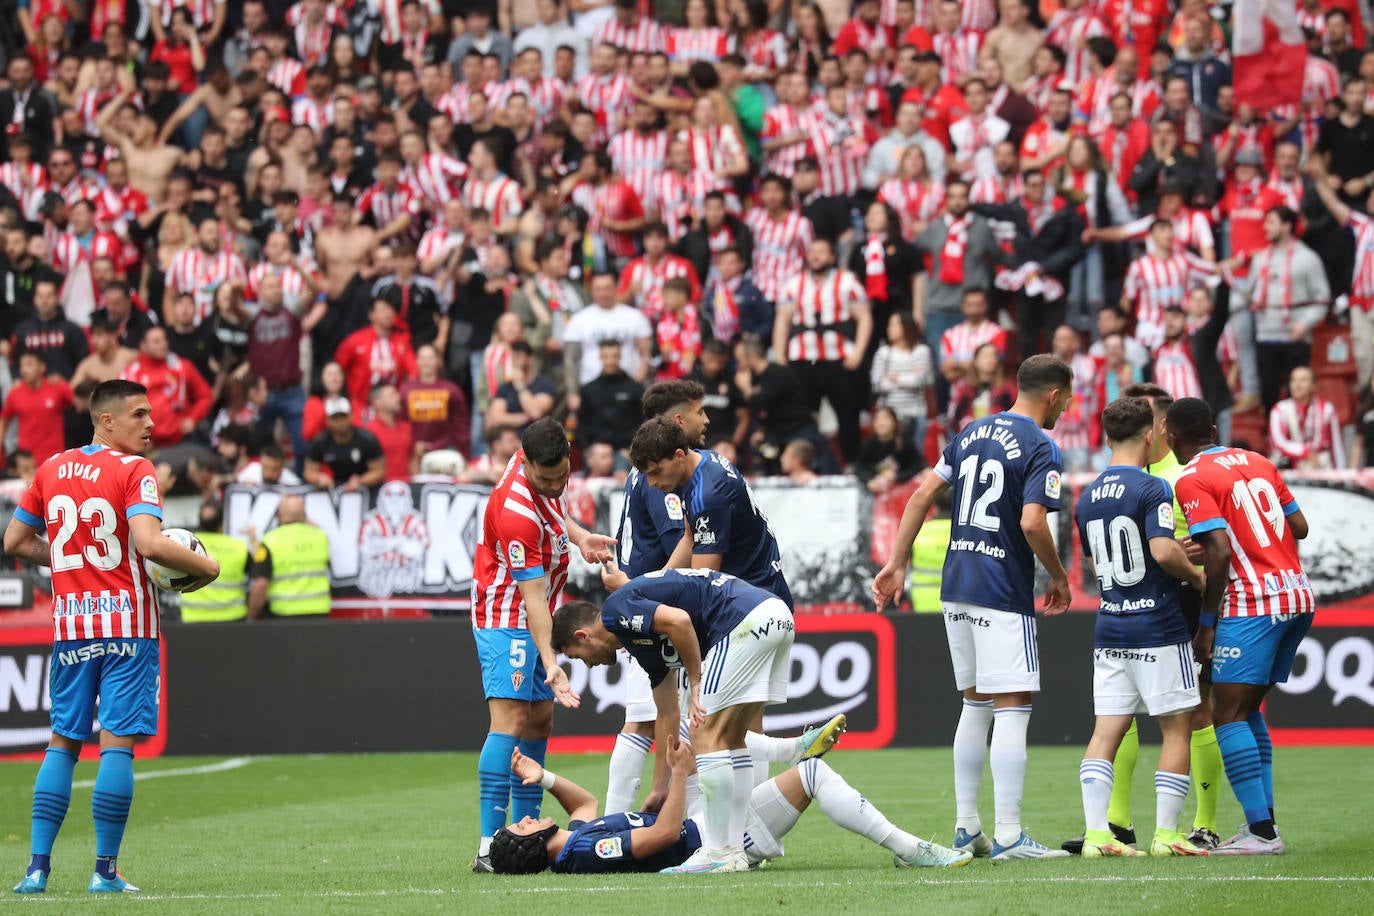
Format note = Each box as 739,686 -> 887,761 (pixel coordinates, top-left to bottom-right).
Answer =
49,638 -> 160,740
1211,614 -> 1314,686
473,627 -> 554,702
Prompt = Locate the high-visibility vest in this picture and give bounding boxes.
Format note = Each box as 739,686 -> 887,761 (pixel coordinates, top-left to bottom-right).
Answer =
259,523 -> 332,617
179,531 -> 249,623
908,517 -> 951,613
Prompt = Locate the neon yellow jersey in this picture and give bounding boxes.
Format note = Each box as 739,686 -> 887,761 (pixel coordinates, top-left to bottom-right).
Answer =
1145,450 -> 1190,540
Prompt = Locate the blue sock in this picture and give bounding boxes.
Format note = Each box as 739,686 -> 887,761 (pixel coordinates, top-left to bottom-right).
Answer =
91,747 -> 135,873
1216,722 -> 1271,829
510,738 -> 548,821
28,746 -> 78,873
1247,710 -> 1274,814
478,733 -> 520,843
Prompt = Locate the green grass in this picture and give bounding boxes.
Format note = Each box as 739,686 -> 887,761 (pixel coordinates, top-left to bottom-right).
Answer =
1,746 -> 1372,913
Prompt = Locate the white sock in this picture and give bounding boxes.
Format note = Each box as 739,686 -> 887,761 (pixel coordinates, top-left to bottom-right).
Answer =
685,772 -> 703,823
990,704 -> 1031,846
729,750 -> 753,849
695,751 -> 733,852
745,731 -> 795,763
604,732 -> 653,815
1080,758 -> 1114,833
1154,771 -> 1190,834
953,699 -> 994,832
802,758 -> 906,852
478,836 -> 493,856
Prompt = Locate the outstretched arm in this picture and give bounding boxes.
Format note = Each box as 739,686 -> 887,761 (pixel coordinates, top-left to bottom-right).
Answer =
510,748 -> 599,822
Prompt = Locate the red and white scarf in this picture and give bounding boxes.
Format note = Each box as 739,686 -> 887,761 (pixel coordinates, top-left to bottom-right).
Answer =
939,215 -> 968,285
864,235 -> 888,301
712,278 -> 741,343
1251,242 -> 1296,312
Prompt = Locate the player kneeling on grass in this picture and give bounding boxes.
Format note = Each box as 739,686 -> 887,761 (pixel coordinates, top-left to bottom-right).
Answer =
1074,398 -> 1208,858
554,567 -> 795,874
489,735 -> 970,874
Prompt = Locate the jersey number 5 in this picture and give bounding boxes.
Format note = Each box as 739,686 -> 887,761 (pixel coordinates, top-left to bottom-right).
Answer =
48,495 -> 123,573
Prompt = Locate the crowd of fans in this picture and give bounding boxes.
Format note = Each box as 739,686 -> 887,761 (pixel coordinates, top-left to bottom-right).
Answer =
0,0 -> 1372,505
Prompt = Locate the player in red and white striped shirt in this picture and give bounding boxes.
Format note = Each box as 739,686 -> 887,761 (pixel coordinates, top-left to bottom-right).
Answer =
746,174 -> 814,303
1168,395 -> 1314,856
1045,0 -> 1108,87
163,218 -> 249,322
470,420 -> 615,866
8,377 -> 219,895
592,5 -> 665,53
761,71 -> 814,178
462,138 -> 524,237
608,104 -> 669,209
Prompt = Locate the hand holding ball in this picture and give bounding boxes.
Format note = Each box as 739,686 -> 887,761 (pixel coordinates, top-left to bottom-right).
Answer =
145,528 -> 216,593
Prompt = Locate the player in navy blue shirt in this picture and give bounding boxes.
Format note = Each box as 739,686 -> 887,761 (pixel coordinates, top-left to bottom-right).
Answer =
1072,397 -> 1207,859
553,568 -> 794,873
873,355 -> 1075,862
606,381 -> 710,817
627,418 -> 793,608
487,732 -> 969,874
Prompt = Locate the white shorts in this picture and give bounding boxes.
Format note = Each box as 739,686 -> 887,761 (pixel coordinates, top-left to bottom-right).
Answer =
699,598 -> 794,716
943,602 -> 1040,694
1093,642 -> 1200,717
622,653 -> 657,724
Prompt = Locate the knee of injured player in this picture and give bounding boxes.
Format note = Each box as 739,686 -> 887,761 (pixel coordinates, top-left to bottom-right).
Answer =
693,702 -> 762,752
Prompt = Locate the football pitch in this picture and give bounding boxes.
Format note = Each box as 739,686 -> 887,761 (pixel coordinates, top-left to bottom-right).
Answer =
1,746 -> 1371,913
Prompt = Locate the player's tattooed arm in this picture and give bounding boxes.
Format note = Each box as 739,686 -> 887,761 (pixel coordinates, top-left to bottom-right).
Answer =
2,518 -> 50,567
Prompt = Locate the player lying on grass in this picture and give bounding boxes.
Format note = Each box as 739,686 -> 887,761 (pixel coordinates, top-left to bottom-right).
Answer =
1072,397 -> 1209,859
488,735 -> 971,874
555,566 -> 795,874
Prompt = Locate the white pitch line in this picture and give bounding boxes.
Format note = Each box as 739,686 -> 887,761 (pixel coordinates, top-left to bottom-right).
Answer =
70,756 -> 256,789
10,875 -> 1371,902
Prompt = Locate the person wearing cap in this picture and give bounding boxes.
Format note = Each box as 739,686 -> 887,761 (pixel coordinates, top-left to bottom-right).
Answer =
899,49 -> 968,148
1216,148 -> 1289,266
303,396 -> 386,491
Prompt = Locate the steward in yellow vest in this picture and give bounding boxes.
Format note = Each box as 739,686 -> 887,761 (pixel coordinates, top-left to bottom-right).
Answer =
248,494 -> 332,619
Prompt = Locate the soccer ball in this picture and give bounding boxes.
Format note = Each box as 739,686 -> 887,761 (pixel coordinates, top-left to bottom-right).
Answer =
145,528 -> 210,593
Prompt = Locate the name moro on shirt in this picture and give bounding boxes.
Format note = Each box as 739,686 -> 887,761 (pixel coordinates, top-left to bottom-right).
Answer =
948,538 -> 1006,559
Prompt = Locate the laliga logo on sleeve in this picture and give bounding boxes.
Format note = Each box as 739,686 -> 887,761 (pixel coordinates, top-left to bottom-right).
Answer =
1045,470 -> 1062,500
595,837 -> 623,859
140,475 -> 160,505
1158,503 -> 1174,529
664,494 -> 684,521
508,541 -> 526,567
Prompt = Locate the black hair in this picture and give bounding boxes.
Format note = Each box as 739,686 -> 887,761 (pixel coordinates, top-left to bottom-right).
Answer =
522,417 -> 571,467
629,418 -> 689,470
200,498 -> 225,532
1015,354 -> 1073,396
89,379 -> 149,422
1121,382 -> 1173,414
1164,396 -> 1215,445
551,600 -> 600,653
1101,397 -> 1154,443
489,822 -> 559,874
642,380 -> 705,420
